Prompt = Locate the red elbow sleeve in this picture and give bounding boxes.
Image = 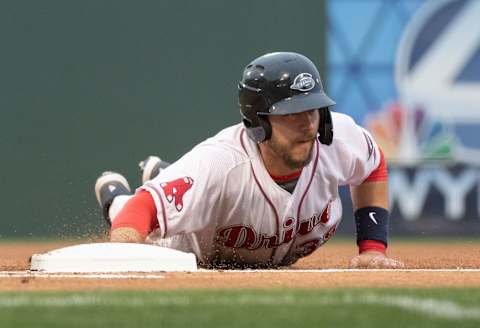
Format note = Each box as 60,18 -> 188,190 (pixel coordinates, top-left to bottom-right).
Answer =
111,190 -> 159,239
364,148 -> 388,182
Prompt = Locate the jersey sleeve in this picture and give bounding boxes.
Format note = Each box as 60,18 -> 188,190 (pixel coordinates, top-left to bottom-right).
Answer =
333,113 -> 382,186
138,145 -> 233,238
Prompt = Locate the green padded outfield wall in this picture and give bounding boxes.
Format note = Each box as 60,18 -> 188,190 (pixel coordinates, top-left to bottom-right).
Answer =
0,1 -> 326,237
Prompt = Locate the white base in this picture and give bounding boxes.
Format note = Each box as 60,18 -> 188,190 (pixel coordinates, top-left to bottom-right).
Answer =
30,243 -> 198,273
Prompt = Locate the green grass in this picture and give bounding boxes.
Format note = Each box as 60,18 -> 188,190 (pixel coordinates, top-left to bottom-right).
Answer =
2,289 -> 480,327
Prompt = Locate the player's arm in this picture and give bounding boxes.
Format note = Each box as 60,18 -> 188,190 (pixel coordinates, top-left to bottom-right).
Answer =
349,150 -> 404,269
110,191 -> 158,243
110,227 -> 143,243
333,113 -> 403,268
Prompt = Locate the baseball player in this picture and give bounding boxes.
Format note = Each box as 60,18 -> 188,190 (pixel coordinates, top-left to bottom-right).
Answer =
95,52 -> 404,269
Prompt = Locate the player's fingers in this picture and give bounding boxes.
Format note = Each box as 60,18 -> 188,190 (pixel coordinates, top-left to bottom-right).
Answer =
348,256 -> 361,268
381,258 -> 405,269
349,255 -> 405,269
368,257 -> 405,269
365,256 -> 383,269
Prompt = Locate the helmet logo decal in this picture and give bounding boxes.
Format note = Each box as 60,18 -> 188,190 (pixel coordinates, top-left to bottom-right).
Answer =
290,73 -> 315,92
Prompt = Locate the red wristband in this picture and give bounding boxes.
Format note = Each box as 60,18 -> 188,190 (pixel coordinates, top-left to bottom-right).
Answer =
358,240 -> 386,254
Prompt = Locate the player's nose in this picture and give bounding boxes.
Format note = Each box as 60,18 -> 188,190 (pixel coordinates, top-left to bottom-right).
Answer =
295,110 -> 317,127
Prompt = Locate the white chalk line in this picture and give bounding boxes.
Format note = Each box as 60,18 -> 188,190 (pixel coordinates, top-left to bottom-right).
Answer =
0,272 -> 164,279
0,293 -> 479,320
1,268 -> 480,279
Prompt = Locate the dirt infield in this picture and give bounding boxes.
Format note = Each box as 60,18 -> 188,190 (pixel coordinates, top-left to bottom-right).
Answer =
1,240 -> 479,291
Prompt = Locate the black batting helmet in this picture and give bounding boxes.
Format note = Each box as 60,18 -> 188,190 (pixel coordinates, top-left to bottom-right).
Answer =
238,52 -> 336,144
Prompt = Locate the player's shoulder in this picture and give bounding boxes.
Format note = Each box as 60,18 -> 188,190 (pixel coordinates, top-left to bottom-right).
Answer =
209,123 -> 245,143
331,112 -> 359,135
330,112 -> 366,144
188,123 -> 249,168
320,111 -> 368,159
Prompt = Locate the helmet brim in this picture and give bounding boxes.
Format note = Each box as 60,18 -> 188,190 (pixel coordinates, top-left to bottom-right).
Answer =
264,91 -> 336,116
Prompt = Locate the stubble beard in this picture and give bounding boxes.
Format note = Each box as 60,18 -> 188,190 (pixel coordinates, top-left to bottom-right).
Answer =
267,137 -> 315,170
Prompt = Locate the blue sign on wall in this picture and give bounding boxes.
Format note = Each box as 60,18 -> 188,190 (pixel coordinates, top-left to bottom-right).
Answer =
328,0 -> 480,164
328,0 -> 480,234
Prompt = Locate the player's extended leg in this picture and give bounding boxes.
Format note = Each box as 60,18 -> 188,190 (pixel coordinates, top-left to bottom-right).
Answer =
94,171 -> 132,226
138,156 -> 171,183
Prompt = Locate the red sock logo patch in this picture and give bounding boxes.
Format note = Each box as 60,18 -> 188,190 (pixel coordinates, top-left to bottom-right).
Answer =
160,177 -> 194,212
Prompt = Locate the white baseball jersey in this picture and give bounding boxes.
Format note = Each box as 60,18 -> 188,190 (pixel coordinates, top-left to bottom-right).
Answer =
140,112 -> 381,267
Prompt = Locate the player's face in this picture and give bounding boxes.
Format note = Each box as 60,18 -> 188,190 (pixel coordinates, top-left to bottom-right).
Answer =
266,109 -> 320,170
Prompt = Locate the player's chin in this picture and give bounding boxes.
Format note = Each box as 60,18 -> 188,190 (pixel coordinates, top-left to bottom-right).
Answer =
290,145 -> 314,166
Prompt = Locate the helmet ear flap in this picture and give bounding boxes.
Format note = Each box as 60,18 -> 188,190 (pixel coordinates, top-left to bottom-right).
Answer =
318,108 -> 333,145
242,114 -> 271,143
258,115 -> 272,141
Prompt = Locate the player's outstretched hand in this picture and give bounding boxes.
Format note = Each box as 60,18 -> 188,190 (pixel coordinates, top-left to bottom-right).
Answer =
349,250 -> 405,269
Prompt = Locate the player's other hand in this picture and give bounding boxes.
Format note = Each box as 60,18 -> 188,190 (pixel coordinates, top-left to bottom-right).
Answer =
349,250 -> 405,269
